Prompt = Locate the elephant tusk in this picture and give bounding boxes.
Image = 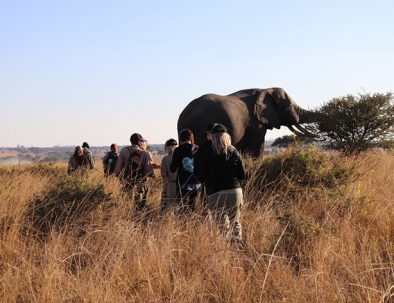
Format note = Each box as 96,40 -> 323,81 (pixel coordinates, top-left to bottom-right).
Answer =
294,123 -> 316,137
288,125 -> 305,137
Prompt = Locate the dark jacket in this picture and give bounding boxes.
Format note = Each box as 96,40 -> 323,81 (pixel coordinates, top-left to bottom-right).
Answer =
193,140 -> 212,180
102,151 -> 118,176
170,143 -> 199,190
198,148 -> 246,196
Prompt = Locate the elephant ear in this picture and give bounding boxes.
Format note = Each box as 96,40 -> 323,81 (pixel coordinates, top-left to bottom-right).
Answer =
253,89 -> 281,129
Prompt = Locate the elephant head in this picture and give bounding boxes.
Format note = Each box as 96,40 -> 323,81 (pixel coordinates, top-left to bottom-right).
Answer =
253,87 -> 316,136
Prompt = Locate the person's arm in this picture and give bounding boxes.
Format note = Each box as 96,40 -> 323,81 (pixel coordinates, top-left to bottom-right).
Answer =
142,151 -> 155,178
114,149 -> 126,177
161,157 -> 166,177
146,151 -> 160,169
234,151 -> 246,181
102,153 -> 108,165
161,157 -> 167,179
197,151 -> 209,183
193,149 -> 201,179
170,148 -> 179,173
152,163 -> 161,169
67,157 -> 73,174
90,153 -> 95,169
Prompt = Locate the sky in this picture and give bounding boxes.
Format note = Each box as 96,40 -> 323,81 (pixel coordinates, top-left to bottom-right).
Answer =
0,0 -> 393,147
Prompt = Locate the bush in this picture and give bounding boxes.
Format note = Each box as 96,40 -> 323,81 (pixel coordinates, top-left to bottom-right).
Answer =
24,176 -> 111,237
271,135 -> 297,148
271,135 -> 315,148
311,92 -> 394,155
250,146 -> 354,196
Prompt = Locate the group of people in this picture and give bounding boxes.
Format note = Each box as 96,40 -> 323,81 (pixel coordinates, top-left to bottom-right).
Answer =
67,124 -> 246,245
67,142 -> 95,173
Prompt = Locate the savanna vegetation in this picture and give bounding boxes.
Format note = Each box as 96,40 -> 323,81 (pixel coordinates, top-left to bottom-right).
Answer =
0,147 -> 393,302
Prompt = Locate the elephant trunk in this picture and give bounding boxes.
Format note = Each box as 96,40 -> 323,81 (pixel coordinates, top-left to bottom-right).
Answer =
297,107 -> 322,124
286,106 -> 322,137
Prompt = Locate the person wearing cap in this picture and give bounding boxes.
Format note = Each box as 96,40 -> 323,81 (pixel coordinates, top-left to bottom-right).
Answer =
68,146 -> 84,174
81,142 -> 95,169
115,133 -> 156,210
198,123 -> 246,246
170,129 -> 200,212
160,138 -> 178,210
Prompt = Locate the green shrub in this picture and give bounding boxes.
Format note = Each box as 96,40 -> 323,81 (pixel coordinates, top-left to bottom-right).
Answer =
250,146 -> 354,194
24,175 -> 111,237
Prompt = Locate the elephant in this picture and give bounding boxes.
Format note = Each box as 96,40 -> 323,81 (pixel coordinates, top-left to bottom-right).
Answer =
177,87 -> 318,157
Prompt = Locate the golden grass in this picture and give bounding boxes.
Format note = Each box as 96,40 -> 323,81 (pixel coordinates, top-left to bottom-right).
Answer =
0,149 -> 393,302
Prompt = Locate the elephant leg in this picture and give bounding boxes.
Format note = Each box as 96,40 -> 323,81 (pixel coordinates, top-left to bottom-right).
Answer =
245,127 -> 267,157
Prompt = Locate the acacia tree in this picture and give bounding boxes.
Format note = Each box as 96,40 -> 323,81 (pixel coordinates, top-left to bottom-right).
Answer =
271,135 -> 296,148
271,135 -> 315,148
311,92 -> 394,155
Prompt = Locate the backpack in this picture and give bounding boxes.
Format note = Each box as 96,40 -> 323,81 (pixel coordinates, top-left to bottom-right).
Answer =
180,145 -> 200,191
124,148 -> 145,185
104,152 -> 118,175
181,157 -> 194,173
83,148 -> 95,169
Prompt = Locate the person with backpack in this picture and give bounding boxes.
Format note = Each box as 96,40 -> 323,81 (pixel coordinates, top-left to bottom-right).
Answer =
160,138 -> 178,210
170,129 -> 200,212
102,143 -> 119,176
82,142 -> 95,170
197,123 -> 246,247
114,133 -> 156,211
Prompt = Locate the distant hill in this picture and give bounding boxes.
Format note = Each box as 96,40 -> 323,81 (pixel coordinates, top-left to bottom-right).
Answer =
0,141 -> 280,164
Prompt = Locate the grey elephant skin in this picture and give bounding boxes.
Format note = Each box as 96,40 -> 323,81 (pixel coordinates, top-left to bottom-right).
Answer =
177,87 -> 317,157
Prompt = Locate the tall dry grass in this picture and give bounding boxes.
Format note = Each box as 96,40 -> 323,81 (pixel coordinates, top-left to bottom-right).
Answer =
0,148 -> 393,303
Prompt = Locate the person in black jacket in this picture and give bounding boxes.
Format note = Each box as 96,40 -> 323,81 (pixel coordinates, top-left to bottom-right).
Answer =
198,123 -> 246,245
170,129 -> 200,212
194,123 -> 215,179
194,123 -> 215,211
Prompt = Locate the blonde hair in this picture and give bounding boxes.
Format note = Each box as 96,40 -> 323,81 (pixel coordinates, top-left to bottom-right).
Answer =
212,132 -> 235,159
